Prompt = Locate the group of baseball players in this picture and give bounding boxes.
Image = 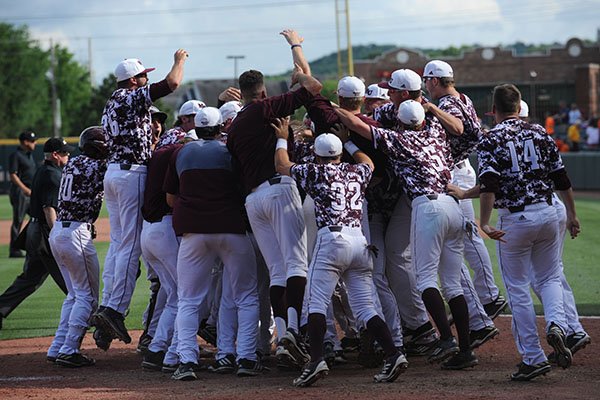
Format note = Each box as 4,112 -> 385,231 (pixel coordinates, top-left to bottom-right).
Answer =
20,28 -> 591,386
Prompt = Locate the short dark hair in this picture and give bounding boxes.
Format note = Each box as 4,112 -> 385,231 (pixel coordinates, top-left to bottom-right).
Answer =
407,89 -> 421,100
239,70 -> 264,99
439,77 -> 455,88
338,96 -> 364,111
195,126 -> 221,138
493,84 -> 521,114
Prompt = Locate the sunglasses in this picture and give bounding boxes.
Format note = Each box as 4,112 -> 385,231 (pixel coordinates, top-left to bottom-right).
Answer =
135,73 -> 148,79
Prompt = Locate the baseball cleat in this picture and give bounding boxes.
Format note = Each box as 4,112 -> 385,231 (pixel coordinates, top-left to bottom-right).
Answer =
136,333 -> 152,354
198,323 -> 218,347
469,326 -> 499,350
94,307 -> 131,344
141,350 -> 165,371
510,361 -> 551,381
403,321 -> 437,344
280,329 -> 310,366
236,358 -> 270,377
209,354 -> 236,374
275,345 -> 301,370
172,362 -> 199,381
483,295 -> 508,320
374,352 -> 408,383
566,331 -> 591,355
441,350 -> 478,370
162,363 -> 179,373
55,352 -> 96,368
546,323 -> 572,369
427,337 -> 459,364
293,359 -> 329,387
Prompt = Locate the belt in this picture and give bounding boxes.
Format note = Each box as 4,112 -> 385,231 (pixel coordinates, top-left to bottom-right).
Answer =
507,198 -> 553,213
268,176 -> 282,185
60,221 -> 92,230
328,226 -> 343,232
426,194 -> 459,204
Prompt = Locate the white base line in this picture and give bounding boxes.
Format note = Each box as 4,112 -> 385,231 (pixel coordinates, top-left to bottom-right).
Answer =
0,376 -> 65,382
497,315 -> 600,320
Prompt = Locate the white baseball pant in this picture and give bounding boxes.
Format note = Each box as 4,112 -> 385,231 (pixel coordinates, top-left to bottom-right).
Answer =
47,222 -> 100,356
496,202 -> 567,365
102,163 -> 146,314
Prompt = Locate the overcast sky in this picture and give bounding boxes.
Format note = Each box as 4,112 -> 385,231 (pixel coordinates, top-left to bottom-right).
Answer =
1,0 -> 598,84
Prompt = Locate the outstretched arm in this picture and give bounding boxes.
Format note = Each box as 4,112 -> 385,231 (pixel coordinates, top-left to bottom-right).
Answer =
280,29 -> 311,76
166,49 -> 189,91
334,108 -> 372,140
272,118 -> 295,176
292,63 -> 322,96
423,102 -> 464,136
331,123 -> 374,171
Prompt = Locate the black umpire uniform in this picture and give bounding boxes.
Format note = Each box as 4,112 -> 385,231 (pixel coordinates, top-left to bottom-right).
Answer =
8,131 -> 38,257
0,138 -> 74,328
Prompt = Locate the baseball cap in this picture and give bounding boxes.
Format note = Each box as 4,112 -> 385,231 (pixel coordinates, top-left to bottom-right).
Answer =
423,60 -> 454,78
149,106 -> 167,124
18,131 -> 37,142
114,58 -> 155,82
43,137 -> 75,153
337,76 -> 366,98
519,100 -> 529,118
365,84 -> 390,100
179,100 -> 206,116
219,101 -> 243,121
314,133 -> 343,157
398,100 -> 425,126
194,107 -> 223,128
378,69 -> 421,91
184,130 -> 199,141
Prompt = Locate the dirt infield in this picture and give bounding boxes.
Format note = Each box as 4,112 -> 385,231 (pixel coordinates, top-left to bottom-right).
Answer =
0,317 -> 597,400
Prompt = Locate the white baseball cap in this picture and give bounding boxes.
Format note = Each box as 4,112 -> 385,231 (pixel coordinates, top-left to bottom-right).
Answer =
337,76 -> 366,98
379,69 -> 421,91
184,130 -> 199,141
423,60 -> 454,78
114,58 -> 155,82
519,100 -> 529,118
179,100 -> 206,116
314,133 -> 343,157
398,100 -> 425,126
365,84 -> 390,100
194,107 -> 223,128
219,101 -> 243,121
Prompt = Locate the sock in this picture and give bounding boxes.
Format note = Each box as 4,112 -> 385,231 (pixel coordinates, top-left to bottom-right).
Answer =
307,313 -> 326,362
269,285 -> 287,320
448,295 -> 470,352
286,276 -> 306,332
422,288 -> 453,340
287,307 -> 299,333
275,317 -> 287,342
366,316 -> 397,358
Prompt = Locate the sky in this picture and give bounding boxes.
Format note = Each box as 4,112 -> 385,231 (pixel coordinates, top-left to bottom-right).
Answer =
1,0 -> 598,85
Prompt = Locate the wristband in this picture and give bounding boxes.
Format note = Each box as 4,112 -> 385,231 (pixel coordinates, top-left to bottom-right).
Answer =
344,141 -> 360,155
276,138 -> 288,150
291,44 -> 302,50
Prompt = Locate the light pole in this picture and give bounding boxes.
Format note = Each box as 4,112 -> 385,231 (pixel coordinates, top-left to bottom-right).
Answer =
529,70 -> 537,122
227,55 -> 245,87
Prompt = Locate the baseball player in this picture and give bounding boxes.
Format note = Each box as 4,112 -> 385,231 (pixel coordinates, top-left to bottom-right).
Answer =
47,127 -> 108,367
423,60 -> 507,319
165,107 -> 262,381
336,100 -> 478,370
155,99 -> 205,148
95,49 -> 188,345
226,34 -> 322,368
364,84 -> 390,116
477,84 -> 579,380
272,118 -> 408,387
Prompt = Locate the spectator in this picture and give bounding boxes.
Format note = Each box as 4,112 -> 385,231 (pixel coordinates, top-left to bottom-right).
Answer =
585,117 -> 599,150
544,112 -> 555,136
568,103 -> 582,126
567,121 -> 581,152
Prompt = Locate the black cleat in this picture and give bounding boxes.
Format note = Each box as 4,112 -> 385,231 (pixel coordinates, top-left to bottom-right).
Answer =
141,350 -> 165,371
373,352 -> 408,383
483,295 -> 508,320
469,326 -> 499,350
293,359 -> 329,387
94,307 -> 131,344
427,337 -> 459,364
441,350 -> 478,370
511,361 -> 551,381
56,353 -> 96,368
546,323 -> 572,369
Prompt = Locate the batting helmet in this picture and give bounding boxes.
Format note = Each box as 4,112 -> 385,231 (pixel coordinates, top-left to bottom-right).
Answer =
79,126 -> 109,160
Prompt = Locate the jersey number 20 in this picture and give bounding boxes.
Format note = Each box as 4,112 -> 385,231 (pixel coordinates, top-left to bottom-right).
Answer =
59,173 -> 74,201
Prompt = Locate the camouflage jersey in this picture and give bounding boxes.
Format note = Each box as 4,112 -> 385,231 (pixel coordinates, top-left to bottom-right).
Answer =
156,126 -> 186,150
57,155 -> 108,223
102,85 -> 153,165
290,162 -> 372,229
477,118 -> 564,209
437,93 -> 483,164
370,124 -> 452,202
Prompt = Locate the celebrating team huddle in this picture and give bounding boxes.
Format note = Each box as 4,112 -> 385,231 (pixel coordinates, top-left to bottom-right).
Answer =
38,29 -> 590,386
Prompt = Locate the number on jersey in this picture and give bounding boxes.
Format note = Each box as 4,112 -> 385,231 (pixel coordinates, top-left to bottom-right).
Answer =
507,139 -> 540,173
331,181 -> 362,211
60,173 -> 74,201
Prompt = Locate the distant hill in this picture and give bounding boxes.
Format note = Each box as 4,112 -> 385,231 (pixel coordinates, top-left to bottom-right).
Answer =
269,39 -> 596,79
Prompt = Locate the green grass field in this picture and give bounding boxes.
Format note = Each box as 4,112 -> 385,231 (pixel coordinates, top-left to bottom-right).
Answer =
0,195 -> 598,341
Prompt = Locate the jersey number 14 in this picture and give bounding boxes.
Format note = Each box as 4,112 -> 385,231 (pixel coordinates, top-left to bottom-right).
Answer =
507,139 -> 540,172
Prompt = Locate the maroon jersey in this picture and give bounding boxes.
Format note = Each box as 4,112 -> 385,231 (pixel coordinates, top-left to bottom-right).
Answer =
57,155 -> 107,223
226,87 -> 313,193
478,118 -> 564,209
437,93 -> 482,163
371,125 -> 452,201
142,143 -> 181,223
290,162 -> 372,229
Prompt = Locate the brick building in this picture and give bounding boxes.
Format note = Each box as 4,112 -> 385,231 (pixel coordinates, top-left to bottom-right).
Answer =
354,38 -> 600,123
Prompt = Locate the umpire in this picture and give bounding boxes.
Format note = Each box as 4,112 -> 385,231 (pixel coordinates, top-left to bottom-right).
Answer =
0,138 -> 74,329
8,131 -> 38,258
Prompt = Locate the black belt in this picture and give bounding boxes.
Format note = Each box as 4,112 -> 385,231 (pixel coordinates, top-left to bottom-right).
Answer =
426,194 -> 459,204
268,176 -> 282,185
120,164 -> 132,170
60,221 -> 92,230
507,198 -> 552,213
328,226 -> 343,232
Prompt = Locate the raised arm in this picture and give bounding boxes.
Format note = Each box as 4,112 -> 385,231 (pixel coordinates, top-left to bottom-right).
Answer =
334,108 -> 372,140
292,63 -> 322,96
272,118 -> 295,176
280,29 -> 311,76
331,123 -> 374,171
166,49 -> 189,91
